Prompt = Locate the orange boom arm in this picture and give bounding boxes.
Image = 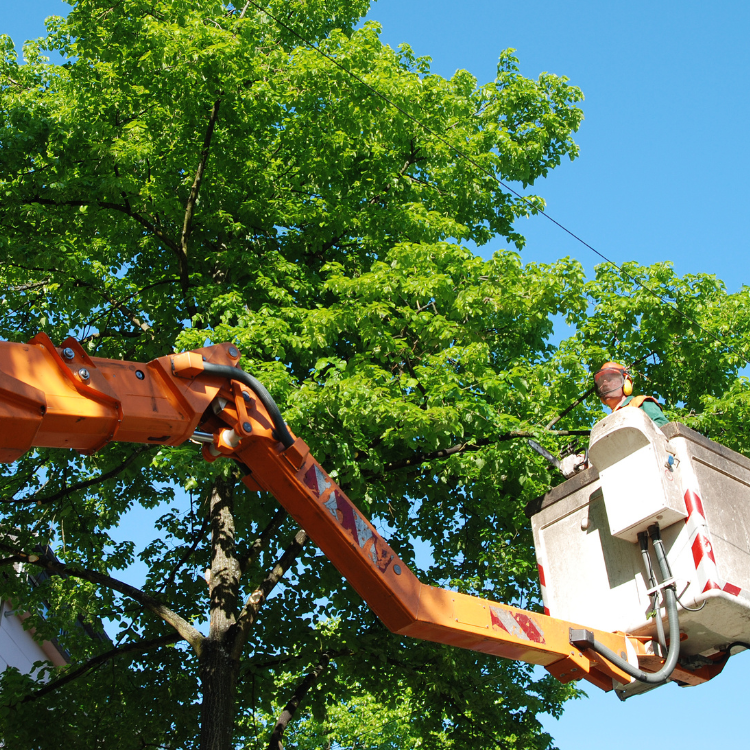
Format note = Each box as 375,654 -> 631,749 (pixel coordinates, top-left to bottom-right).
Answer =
1,334 -> 659,692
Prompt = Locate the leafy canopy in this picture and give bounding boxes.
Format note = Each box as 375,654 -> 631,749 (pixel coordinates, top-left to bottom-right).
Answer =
1,1 -> 749,749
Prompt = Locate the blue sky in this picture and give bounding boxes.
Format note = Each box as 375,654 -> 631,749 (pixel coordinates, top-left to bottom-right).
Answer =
365,1 -> 750,294
4,2 -> 749,748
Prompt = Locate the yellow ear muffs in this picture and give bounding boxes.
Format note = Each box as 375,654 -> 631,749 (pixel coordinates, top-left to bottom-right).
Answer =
623,377 -> 633,396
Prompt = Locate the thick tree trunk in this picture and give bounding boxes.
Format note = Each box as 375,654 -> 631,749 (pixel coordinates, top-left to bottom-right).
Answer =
200,477 -> 241,750
197,477 -> 310,750
199,638 -> 240,750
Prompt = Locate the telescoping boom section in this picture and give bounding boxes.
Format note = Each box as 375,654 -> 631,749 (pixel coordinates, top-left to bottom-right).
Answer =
0,334 -> 720,694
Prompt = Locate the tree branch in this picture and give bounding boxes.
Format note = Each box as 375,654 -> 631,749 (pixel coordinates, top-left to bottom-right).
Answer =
402,352 -> 427,407
238,506 -> 288,574
238,647 -> 354,683
22,195 -> 193,312
368,429 -> 590,475
181,99 -> 221,267
375,437 -> 498,474
230,529 -> 308,660
0,556 -> 25,567
158,512 -> 211,593
267,651 -> 332,750
545,386 -> 596,430
4,279 -> 50,292
3,446 -> 153,505
73,278 -> 152,333
304,151 -> 419,258
79,278 -> 179,343
20,632 -> 180,704
80,328 -> 147,344
0,543 -> 204,654
25,197 -> 182,258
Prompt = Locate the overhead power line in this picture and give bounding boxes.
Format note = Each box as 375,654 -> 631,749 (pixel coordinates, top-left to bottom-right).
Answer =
240,0 -> 748,368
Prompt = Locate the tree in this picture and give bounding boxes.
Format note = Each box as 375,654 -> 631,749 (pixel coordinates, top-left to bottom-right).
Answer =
1,1 -> 749,749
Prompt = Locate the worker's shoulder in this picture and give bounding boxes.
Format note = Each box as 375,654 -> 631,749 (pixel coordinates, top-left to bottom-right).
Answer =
629,394 -> 659,409
618,394 -> 669,426
636,396 -> 670,427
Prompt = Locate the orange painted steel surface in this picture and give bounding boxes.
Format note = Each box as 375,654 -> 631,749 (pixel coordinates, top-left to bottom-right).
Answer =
0,336 -> 666,692
232,440 -> 640,689
0,334 -> 237,462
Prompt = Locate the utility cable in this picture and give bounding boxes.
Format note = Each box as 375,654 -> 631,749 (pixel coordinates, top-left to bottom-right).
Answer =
721,641 -> 750,658
240,0 -> 749,369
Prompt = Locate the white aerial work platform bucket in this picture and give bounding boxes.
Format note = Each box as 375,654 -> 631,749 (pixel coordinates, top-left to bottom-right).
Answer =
528,408 -> 750,698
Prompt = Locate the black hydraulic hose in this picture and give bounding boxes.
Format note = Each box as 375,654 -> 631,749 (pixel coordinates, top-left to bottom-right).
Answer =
638,531 -> 667,655
570,525 -> 681,685
201,362 -> 296,449
721,641 -> 750,660
649,524 -> 674,581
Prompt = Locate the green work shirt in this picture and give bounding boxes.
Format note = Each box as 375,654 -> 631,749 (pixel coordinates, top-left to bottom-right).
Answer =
620,395 -> 669,427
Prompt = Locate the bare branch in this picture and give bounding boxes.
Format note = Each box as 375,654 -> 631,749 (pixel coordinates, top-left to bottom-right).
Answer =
158,512 -> 211,593
4,279 -> 50,292
238,506 -> 288,574
0,556 -> 25,567
3,446 -> 153,505
545,386 -> 596,430
80,328 -> 146,344
404,172 -> 444,194
180,98 -> 221,266
369,429 -> 590,475
267,652 -> 332,750
230,529 -> 308,660
20,632 -> 180,704
0,543 -> 204,654
377,437 -> 496,474
238,647 -> 354,683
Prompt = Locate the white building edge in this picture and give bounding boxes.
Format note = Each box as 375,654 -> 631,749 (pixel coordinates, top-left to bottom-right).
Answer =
0,599 -> 68,675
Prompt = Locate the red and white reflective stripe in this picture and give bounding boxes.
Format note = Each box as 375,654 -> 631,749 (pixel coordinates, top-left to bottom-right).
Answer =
303,464 -> 332,497
691,532 -> 716,569
684,488 -> 707,520
684,488 -> 721,591
684,489 -> 741,596
702,581 -> 742,595
490,606 -> 546,644
538,563 -> 550,616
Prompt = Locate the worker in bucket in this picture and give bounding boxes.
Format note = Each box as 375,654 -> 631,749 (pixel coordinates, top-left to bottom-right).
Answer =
559,362 -> 668,477
593,361 -> 669,428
